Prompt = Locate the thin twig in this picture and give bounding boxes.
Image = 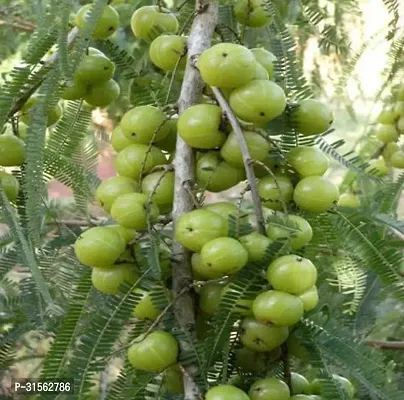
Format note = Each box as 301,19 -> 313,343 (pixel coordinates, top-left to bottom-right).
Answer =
172,1 -> 219,399
363,340 -> 404,350
0,19 -> 35,32
99,370 -> 109,400
211,86 -> 266,234
6,27 -> 79,120
105,284 -> 192,359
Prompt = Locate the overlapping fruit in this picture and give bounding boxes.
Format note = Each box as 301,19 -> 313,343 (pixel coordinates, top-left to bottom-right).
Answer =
66,2 -> 363,397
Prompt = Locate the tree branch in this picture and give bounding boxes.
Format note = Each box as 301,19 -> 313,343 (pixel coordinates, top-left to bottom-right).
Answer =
363,340 -> 404,350
211,87 -> 266,234
172,1 -> 218,399
0,19 -> 35,32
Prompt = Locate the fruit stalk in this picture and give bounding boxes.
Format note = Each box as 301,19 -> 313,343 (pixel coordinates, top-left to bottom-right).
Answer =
172,1 -> 218,398
211,86 -> 266,234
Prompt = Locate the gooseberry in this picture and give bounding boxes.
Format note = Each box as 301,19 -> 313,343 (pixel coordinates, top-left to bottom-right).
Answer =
127,330 -> 178,372
293,176 -> 339,213
130,6 -> 179,41
75,4 -> 119,39
174,209 -> 227,252
111,193 -> 159,230
229,80 -> 287,124
74,226 -> 126,268
252,290 -> 304,326
198,43 -> 256,89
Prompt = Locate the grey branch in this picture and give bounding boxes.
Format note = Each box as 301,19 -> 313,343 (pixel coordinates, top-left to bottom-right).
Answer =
211,86 -> 266,235
363,340 -> 404,350
172,1 -> 218,399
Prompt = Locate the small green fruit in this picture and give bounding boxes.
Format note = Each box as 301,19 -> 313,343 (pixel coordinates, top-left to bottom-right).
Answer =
127,331 -> 178,372
110,193 -> 159,230
76,4 -> 119,39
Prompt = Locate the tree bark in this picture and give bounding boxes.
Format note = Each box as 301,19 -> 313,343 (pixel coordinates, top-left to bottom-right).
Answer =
172,1 -> 218,398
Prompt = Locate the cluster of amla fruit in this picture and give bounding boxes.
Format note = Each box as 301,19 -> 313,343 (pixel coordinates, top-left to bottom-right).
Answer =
71,2 -> 344,396
206,372 -> 355,400
0,3 -> 121,204
373,85 -> 404,171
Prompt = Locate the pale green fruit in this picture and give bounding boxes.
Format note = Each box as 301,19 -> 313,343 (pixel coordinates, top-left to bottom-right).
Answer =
177,104 -> 226,149
298,286 -> 319,311
198,43 -> 257,89
110,193 -> 159,230
258,175 -> 294,210
91,263 -> 139,295
149,34 -> 187,72
141,170 -> 174,214
291,372 -> 310,395
251,48 -> 277,79
287,147 -> 329,177
332,375 -> 355,399
0,170 -> 19,201
120,106 -> 170,144
106,225 -> 136,244
252,290 -> 304,326
338,193 -> 360,208
130,6 -> 179,42
390,150 -> 404,168
293,176 -> 339,213
175,209 -> 228,252
249,377 -> 290,400
75,4 -> 119,39
240,317 -> 289,352
111,125 -> 139,152
74,227 -> 126,268
206,385 -> 250,400
199,237 -> 249,278
382,142 -> 400,161
95,176 -> 140,212
239,232 -> 272,262
220,130 -> 270,168
376,108 -> 400,124
254,62 -> 270,80
127,330 -> 178,372
84,79 -> 120,107
397,116 -> 404,133
132,288 -> 160,320
393,102 -> 404,117
267,214 -> 313,250
198,284 -> 223,315
293,99 -> 333,135
229,80 -> 287,124
375,124 -> 399,143
234,0 -> 272,28
115,144 -> 167,180
0,135 -> 25,166
196,151 -> 245,192
266,254 -> 317,294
